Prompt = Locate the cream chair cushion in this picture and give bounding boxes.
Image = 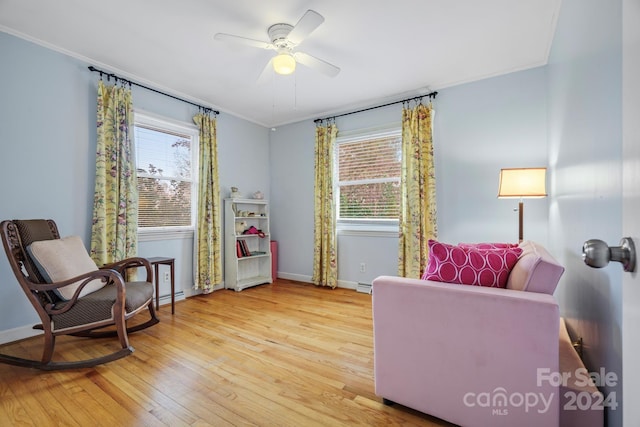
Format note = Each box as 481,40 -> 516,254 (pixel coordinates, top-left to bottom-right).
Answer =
28,236 -> 106,300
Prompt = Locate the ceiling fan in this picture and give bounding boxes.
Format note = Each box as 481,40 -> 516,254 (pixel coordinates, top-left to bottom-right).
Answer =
214,10 -> 340,79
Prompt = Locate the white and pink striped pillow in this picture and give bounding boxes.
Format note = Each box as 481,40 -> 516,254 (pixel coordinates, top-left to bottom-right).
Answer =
422,240 -> 523,288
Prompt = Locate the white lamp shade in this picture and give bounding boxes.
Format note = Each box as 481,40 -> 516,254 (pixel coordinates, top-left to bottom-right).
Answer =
273,53 -> 296,75
498,167 -> 547,198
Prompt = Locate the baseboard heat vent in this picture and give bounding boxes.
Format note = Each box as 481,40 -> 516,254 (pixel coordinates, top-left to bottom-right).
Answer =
356,282 -> 372,294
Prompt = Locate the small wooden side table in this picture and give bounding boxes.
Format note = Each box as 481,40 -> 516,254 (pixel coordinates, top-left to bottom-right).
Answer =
147,257 -> 175,314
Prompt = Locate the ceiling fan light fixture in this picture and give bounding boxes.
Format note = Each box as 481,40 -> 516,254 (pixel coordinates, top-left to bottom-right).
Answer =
273,52 -> 296,75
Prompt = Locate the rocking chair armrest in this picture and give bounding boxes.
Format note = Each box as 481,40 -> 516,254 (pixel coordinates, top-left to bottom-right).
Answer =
28,269 -> 115,292
37,269 -> 127,315
100,257 -> 153,282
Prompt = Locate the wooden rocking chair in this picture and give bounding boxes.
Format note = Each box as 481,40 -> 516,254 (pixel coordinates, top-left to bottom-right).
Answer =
0,219 -> 159,370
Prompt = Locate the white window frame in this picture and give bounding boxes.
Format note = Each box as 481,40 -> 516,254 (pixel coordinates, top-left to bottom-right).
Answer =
134,110 -> 199,241
335,124 -> 401,237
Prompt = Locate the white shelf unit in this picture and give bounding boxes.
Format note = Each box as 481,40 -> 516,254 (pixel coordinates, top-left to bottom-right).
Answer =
224,198 -> 272,291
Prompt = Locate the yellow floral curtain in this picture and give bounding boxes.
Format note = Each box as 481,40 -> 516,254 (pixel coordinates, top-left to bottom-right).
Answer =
193,111 -> 222,293
312,122 -> 339,288
398,103 -> 438,278
90,80 -> 137,265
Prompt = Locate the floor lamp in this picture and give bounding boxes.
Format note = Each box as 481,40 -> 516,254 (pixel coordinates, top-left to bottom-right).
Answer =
498,167 -> 547,243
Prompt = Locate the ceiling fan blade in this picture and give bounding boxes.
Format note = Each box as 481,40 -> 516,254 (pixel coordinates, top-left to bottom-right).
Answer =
294,51 -> 340,77
257,58 -> 275,84
286,10 -> 324,45
214,33 -> 273,50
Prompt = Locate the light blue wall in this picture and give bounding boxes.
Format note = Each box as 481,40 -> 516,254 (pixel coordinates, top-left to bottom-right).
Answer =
435,67 -> 549,246
270,67 -> 549,285
270,104 -> 405,285
0,33 -> 97,330
269,120 -> 317,281
547,0 -> 623,425
0,31 -> 270,333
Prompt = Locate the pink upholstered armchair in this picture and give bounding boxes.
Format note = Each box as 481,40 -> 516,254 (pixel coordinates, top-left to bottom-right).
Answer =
372,241 -> 565,427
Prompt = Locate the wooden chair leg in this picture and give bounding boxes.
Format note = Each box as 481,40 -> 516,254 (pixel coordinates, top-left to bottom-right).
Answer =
41,329 -> 55,364
112,296 -> 130,349
147,301 -> 159,322
115,317 -> 130,349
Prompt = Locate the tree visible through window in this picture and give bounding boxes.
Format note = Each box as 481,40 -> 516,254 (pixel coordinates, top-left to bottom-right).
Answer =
337,130 -> 402,220
134,121 -> 195,228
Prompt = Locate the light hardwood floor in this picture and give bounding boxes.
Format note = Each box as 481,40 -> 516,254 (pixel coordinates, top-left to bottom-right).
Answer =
0,280 -> 455,426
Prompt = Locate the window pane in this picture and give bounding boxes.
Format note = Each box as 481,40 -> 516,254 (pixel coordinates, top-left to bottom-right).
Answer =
134,121 -> 194,228
337,132 -> 401,220
137,178 -> 192,227
135,126 -> 191,179
339,181 -> 400,219
338,136 -> 401,181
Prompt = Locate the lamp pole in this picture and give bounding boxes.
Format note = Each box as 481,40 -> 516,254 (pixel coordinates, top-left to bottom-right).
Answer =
518,199 -> 524,243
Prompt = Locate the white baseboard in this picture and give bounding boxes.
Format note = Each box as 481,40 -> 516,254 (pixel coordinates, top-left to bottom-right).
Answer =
276,272 -> 313,283
276,272 -> 359,291
337,279 -> 358,290
356,282 -> 373,294
183,282 -> 225,297
0,324 -> 42,345
157,291 -> 187,306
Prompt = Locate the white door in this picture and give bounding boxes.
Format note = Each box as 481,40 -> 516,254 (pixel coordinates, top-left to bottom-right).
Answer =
622,0 -> 640,424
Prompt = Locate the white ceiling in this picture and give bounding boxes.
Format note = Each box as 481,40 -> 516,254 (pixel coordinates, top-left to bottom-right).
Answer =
0,0 -> 561,128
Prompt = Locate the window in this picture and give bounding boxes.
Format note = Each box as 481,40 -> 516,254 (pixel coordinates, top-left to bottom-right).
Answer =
134,112 -> 198,232
336,127 -> 402,228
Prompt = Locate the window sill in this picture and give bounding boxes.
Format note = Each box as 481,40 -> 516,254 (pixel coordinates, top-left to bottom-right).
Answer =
337,221 -> 399,238
138,228 -> 194,242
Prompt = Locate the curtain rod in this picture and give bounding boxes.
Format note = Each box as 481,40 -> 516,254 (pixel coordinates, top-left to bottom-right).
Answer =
313,91 -> 437,123
88,66 -> 219,115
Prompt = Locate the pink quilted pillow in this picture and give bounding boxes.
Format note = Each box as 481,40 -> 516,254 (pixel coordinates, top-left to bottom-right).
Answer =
459,242 -> 519,250
422,240 -> 523,288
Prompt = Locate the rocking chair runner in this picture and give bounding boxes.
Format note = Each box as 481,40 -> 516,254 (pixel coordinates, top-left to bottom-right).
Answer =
0,219 -> 159,370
